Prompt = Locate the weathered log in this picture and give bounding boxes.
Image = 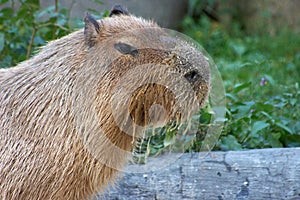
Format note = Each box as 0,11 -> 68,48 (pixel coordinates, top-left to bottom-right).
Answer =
100,148 -> 300,200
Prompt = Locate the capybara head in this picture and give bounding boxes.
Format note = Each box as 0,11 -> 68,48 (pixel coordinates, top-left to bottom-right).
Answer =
0,5 -> 210,200
82,5 -> 210,133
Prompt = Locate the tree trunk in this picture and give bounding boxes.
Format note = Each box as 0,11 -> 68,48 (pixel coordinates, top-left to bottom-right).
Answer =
101,148 -> 300,200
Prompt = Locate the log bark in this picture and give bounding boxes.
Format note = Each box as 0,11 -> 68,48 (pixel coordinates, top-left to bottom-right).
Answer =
100,148 -> 300,200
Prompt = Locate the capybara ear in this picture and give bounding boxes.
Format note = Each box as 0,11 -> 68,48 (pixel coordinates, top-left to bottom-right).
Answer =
84,12 -> 101,47
109,5 -> 129,17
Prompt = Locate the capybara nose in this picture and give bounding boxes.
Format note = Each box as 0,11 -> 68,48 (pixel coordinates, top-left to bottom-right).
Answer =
184,69 -> 200,84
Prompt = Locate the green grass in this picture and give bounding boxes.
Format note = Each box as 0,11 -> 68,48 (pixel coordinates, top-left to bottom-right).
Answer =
182,16 -> 300,150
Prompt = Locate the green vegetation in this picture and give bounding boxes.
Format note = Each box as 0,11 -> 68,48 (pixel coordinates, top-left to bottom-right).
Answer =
0,0 -> 104,68
134,2 -> 300,156
1,0 -> 299,156
0,0 -> 69,67
182,15 -> 300,150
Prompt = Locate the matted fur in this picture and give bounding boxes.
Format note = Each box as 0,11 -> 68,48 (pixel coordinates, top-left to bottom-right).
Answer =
0,9 -> 210,200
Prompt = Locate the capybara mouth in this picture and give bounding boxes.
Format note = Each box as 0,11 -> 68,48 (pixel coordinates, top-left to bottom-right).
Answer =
129,83 -> 175,127
105,47 -> 209,135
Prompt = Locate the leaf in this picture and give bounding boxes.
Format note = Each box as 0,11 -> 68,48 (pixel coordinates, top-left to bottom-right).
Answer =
289,98 -> 297,106
102,10 -> 110,18
251,121 -> 270,135
233,82 -> 252,94
56,18 -> 67,26
163,133 -> 176,147
268,133 -> 283,148
229,40 -> 247,56
256,102 -> 274,112
260,111 -> 274,121
286,135 -> 300,147
272,132 -> 281,140
219,135 -> 242,151
226,93 -> 237,102
0,32 -> 4,53
275,122 -> 293,134
0,55 -> 12,68
235,101 -> 255,120
33,36 -> 45,46
35,5 -> 55,19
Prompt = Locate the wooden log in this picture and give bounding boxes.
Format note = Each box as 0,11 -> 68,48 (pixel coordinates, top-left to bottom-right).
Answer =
100,148 -> 300,200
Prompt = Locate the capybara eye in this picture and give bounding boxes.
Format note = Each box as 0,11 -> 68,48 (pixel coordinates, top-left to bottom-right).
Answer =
114,42 -> 138,56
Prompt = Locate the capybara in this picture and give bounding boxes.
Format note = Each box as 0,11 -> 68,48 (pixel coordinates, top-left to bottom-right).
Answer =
0,5 -> 210,200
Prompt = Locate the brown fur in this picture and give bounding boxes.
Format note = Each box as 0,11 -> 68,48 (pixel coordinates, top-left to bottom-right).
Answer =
0,8 -> 210,200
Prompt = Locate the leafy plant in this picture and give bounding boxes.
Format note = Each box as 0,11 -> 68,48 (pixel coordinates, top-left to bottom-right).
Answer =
182,12 -> 300,151
0,0 -> 104,68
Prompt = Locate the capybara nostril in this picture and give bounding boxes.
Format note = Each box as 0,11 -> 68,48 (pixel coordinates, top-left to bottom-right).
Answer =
184,69 -> 200,84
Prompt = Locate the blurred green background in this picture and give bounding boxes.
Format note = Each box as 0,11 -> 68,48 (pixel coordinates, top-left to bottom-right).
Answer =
0,0 -> 299,157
